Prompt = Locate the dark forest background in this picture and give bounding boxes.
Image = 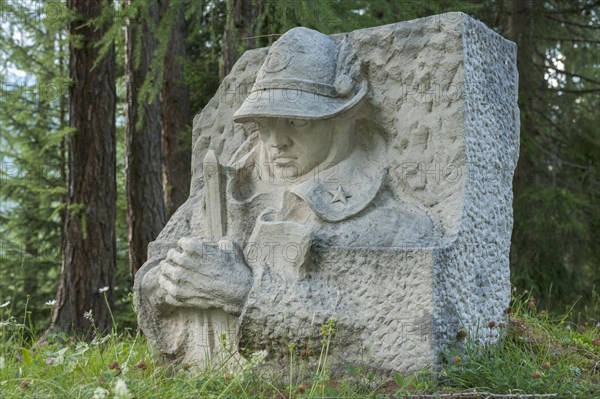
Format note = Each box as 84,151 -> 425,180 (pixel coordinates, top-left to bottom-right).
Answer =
1,0 -> 598,335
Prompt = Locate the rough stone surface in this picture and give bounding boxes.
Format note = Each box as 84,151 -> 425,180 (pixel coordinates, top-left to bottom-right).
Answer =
133,12 -> 519,373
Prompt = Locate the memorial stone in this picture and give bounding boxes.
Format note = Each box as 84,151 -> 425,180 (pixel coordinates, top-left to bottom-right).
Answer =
134,12 -> 519,373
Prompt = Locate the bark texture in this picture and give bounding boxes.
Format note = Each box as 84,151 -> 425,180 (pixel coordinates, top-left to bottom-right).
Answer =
503,0 -> 536,277
125,0 -> 166,279
221,0 -> 264,78
50,0 -> 116,335
160,0 -> 192,217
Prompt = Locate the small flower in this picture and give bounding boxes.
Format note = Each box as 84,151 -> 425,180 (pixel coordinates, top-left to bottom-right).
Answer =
14,354 -> 21,362
531,371 -> 542,379
249,350 -> 267,367
487,321 -> 497,329
19,379 -> 29,389
504,306 -> 513,314
0,301 -> 10,308
113,378 -> 130,399
99,286 -> 109,294
452,355 -> 461,364
456,329 -> 467,340
92,386 -> 109,399
45,299 -> 57,306
83,309 -> 93,321
541,362 -> 551,369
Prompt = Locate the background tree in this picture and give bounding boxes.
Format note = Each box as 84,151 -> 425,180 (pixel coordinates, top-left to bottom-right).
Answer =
221,0 -> 264,78
494,0 -> 600,316
49,0 -> 117,334
124,0 -> 166,279
160,0 -> 192,217
0,0 -> 68,333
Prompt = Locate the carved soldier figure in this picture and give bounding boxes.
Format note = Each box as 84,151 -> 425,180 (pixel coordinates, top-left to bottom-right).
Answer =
135,27 -> 436,369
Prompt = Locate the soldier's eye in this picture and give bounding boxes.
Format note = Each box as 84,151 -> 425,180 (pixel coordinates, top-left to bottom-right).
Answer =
289,119 -> 308,127
258,130 -> 270,142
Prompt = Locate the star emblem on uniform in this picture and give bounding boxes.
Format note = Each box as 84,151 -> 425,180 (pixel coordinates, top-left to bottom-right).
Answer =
328,185 -> 351,205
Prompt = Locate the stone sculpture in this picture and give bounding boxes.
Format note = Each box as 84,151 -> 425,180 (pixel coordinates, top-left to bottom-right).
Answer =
134,12 -> 519,373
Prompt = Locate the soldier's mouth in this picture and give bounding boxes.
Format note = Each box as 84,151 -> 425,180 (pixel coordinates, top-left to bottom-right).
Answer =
272,155 -> 297,165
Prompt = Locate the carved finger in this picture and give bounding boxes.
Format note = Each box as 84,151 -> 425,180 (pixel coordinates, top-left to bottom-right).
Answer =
158,273 -> 180,296
159,261 -> 184,282
178,237 -> 207,256
174,251 -> 230,278
164,294 -> 185,307
165,247 -> 183,263
167,250 -> 212,273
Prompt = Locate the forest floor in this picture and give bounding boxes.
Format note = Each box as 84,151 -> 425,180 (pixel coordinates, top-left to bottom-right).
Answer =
0,295 -> 599,399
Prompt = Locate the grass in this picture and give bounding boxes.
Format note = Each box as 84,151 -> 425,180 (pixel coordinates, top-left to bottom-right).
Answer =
0,294 -> 599,399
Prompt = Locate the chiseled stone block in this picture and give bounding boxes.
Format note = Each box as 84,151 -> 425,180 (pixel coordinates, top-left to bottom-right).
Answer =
134,12 -> 519,373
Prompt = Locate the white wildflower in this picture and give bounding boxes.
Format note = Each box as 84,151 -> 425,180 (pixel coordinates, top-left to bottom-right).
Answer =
99,286 -> 110,293
241,349 -> 268,372
0,356 -> 5,369
53,347 -> 68,365
83,309 -> 93,321
113,378 -> 130,399
92,334 -> 111,346
45,299 -> 57,306
0,301 -> 10,308
250,350 -> 268,367
92,386 -> 108,399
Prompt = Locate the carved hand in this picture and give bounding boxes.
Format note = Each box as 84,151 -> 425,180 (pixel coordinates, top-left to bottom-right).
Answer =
157,237 -> 252,315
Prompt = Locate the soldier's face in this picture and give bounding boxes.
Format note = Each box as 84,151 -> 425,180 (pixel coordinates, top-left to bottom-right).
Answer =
256,118 -> 333,179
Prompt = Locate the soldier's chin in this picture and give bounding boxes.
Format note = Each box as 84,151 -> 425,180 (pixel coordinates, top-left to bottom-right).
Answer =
272,163 -> 305,181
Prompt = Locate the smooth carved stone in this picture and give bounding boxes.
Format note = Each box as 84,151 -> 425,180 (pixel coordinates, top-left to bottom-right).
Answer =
133,12 -> 519,373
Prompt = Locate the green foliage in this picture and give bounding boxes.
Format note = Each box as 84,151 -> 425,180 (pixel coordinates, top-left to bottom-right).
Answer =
0,0 -> 136,335
506,0 -> 600,319
439,293 -> 600,397
0,302 -> 382,398
182,0 -> 226,114
0,0 -> 69,335
1,295 -> 599,398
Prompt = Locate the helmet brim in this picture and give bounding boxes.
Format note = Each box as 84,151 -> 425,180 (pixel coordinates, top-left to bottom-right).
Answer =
233,81 -> 367,123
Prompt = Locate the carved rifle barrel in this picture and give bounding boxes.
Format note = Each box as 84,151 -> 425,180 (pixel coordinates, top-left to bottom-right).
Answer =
203,150 -> 226,241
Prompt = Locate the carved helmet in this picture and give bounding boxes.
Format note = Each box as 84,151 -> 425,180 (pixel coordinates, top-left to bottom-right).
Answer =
233,27 -> 367,123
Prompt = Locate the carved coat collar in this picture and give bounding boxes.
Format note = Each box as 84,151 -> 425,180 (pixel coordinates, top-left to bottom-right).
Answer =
228,144 -> 387,223
288,149 -> 386,222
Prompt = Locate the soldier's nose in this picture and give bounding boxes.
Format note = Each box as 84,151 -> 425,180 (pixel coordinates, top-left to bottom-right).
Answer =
268,123 -> 291,148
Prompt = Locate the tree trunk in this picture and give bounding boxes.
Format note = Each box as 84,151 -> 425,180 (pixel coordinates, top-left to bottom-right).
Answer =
160,0 -> 192,217
125,0 -> 166,279
502,0 -> 536,279
49,0 -> 116,335
221,0 -> 263,78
